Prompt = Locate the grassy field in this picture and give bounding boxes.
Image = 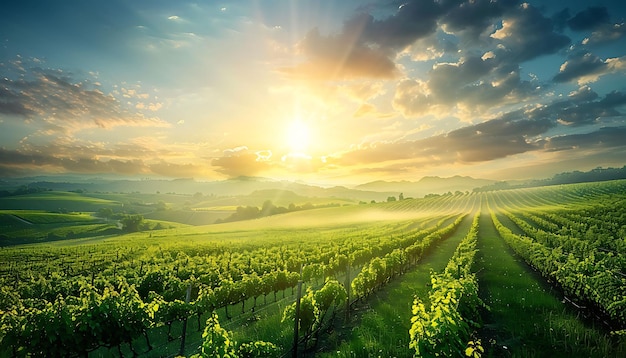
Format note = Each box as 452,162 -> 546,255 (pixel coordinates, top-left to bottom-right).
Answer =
0,180 -> 625,357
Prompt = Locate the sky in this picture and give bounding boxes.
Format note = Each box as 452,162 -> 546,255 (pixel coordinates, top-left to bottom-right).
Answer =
1,0 -> 626,185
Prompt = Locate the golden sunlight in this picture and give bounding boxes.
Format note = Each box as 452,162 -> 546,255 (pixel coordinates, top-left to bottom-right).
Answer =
286,120 -> 310,153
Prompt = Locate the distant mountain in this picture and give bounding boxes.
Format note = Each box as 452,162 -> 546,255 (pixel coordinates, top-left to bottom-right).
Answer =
0,176 -> 394,202
355,176 -> 495,198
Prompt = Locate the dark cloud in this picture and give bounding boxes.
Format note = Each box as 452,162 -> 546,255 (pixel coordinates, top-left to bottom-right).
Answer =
393,55 -> 537,117
0,64 -> 168,133
0,147 -> 148,176
567,85 -> 598,102
544,126 -> 626,152
285,1 -> 570,86
0,85 -> 34,116
336,82 -> 626,169
567,6 -> 610,31
360,0 -> 443,50
333,116 -> 552,168
441,0 -> 519,40
552,8 -> 571,32
506,89 -> 626,127
0,145 -> 210,178
282,0 -> 446,79
491,3 -> 570,63
553,52 -> 606,83
583,22 -> 626,45
553,52 -> 626,84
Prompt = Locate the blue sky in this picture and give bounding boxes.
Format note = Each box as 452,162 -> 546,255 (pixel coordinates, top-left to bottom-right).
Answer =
1,0 -> 626,184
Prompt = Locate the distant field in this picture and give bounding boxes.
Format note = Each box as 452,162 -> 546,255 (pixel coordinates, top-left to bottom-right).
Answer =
0,210 -> 96,224
0,208 -> 189,246
0,191 -> 121,211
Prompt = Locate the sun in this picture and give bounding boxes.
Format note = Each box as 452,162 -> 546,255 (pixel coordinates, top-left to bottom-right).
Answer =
286,120 -> 310,153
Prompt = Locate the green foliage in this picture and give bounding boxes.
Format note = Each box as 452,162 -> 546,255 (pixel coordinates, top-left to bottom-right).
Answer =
192,312 -> 279,358
409,275 -> 471,357
121,214 -> 144,232
2,180 -> 626,356
409,213 -> 482,358
194,311 -> 238,358
465,339 -> 484,358
314,280 -> 347,314
283,287 -> 319,337
237,341 -> 280,358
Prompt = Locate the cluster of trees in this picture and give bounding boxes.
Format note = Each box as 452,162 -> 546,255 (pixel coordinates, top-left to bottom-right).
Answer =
96,208 -> 146,233
215,200 -> 340,224
0,186 -> 51,197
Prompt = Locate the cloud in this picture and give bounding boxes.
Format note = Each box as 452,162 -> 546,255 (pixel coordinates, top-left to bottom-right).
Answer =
583,22 -> 626,45
553,52 -> 626,84
558,91 -> 626,126
567,7 -> 610,31
393,55 -> 537,118
490,3 -> 570,62
0,147 -> 151,176
332,115 -> 552,169
280,28 -> 398,80
513,89 -> 626,127
333,83 -> 626,170
567,85 -> 598,102
281,0 -> 446,80
440,0 -> 519,41
0,63 -> 169,134
0,139 -> 214,178
211,149 -> 270,178
544,126 -> 626,152
223,146 -> 249,157
353,103 -> 378,117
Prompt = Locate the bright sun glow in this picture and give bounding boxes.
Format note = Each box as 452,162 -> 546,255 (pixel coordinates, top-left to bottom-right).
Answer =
286,120 -> 310,152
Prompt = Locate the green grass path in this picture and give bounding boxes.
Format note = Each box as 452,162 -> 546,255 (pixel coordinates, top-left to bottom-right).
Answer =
315,213 -> 476,357
476,205 -> 623,357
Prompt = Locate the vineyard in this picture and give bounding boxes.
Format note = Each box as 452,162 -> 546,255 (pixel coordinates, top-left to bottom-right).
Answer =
1,180 -> 625,357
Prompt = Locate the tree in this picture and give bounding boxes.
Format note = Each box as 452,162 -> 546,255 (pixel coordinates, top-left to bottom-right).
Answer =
399,193 -> 404,200
121,215 -> 144,232
96,207 -> 114,221
155,201 -> 168,211
261,200 -> 275,216
387,196 -> 396,202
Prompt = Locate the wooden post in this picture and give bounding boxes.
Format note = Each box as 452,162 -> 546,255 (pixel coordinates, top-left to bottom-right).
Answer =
292,278 -> 303,358
345,263 -> 350,323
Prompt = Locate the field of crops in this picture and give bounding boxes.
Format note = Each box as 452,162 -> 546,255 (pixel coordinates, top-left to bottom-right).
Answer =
1,180 -> 625,357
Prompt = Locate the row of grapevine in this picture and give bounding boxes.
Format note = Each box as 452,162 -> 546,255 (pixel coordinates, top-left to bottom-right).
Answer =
409,213 -> 482,357
281,280 -> 347,349
1,213 -> 460,356
351,214 -> 467,301
490,209 -> 626,328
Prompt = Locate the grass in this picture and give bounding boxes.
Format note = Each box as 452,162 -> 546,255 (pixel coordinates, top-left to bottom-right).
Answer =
0,210 -> 96,224
475,205 -> 625,357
